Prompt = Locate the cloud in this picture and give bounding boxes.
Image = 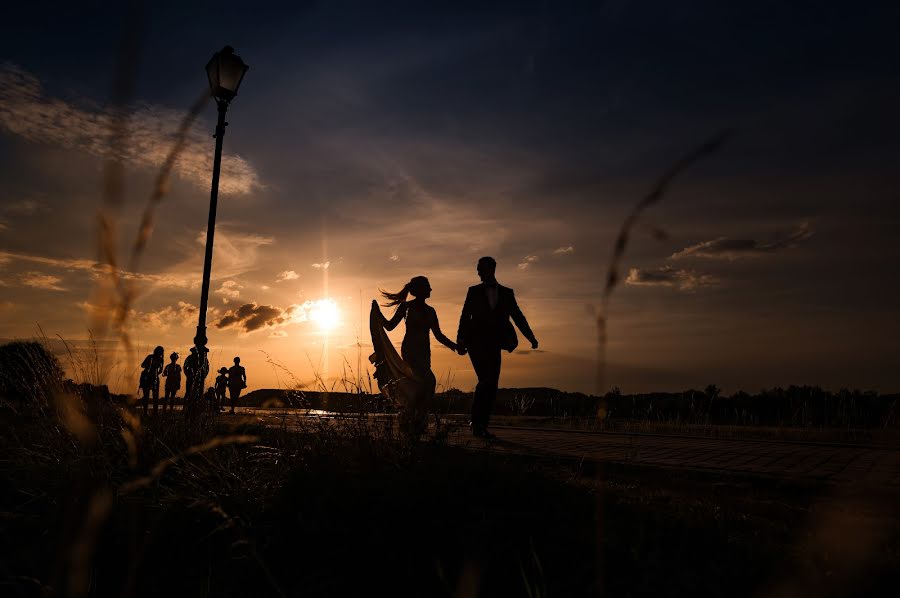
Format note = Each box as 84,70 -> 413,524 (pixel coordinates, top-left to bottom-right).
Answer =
269,330 -> 288,338
0,250 -> 98,272
0,249 -> 197,290
79,299 -> 208,331
215,280 -> 242,303
345,171 -> 519,262
671,222 -> 814,260
0,62 -> 260,194
216,301 -> 310,333
311,261 -> 331,270
2,228 -> 273,297
136,301 -> 201,329
625,267 -> 717,291
18,230 -> 267,300
76,300 -> 109,321
276,270 -> 299,282
517,255 -> 539,270
21,271 -> 65,291
2,198 -> 47,215
553,245 -> 575,255
214,299 -> 338,334
192,230 -> 274,280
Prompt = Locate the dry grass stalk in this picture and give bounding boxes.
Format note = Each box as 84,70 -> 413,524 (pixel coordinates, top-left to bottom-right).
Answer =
596,132 -> 730,393
92,90 -> 209,380
67,489 -> 114,598
118,434 -> 260,495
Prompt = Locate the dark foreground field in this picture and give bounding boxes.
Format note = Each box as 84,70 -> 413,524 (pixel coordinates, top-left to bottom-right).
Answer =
3,403 -> 900,597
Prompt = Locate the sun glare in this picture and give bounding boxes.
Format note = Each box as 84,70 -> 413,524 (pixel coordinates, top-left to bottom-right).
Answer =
309,298 -> 340,333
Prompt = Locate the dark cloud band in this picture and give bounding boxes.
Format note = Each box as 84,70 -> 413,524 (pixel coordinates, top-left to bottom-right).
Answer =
625,267 -> 717,291
671,222 -> 813,260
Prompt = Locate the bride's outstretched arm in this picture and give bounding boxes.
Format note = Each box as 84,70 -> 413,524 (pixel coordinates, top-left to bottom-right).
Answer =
383,302 -> 407,331
430,311 -> 458,351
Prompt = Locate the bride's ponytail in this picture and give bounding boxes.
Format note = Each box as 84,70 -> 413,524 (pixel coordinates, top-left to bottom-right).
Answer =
380,276 -> 428,309
380,283 -> 411,308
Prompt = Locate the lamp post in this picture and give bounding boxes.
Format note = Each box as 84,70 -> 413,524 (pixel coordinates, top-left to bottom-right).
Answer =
191,46 -> 249,403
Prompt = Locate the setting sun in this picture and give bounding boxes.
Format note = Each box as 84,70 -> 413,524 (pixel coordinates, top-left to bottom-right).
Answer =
308,298 -> 340,333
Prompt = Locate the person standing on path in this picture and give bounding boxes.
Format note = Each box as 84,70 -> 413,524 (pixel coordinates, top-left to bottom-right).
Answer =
228,357 -> 246,414
183,348 -> 199,402
162,352 -> 181,412
205,386 -> 218,412
139,346 -> 165,416
456,257 -> 538,438
215,367 -> 229,412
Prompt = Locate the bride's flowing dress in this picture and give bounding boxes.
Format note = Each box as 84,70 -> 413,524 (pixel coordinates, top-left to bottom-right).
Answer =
369,301 -> 439,434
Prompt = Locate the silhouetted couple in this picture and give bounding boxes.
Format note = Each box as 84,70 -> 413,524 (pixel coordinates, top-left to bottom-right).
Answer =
370,257 -> 538,438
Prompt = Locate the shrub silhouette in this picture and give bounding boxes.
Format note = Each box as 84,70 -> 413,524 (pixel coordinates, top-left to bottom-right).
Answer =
0,341 -> 64,405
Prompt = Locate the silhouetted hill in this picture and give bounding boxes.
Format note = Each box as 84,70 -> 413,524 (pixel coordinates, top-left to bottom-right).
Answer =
239,386 -> 594,412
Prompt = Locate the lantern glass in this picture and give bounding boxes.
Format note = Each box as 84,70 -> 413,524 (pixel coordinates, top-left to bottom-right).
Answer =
206,46 -> 249,102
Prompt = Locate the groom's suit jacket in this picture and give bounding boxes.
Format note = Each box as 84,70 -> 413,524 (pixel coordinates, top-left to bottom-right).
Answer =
457,283 -> 535,353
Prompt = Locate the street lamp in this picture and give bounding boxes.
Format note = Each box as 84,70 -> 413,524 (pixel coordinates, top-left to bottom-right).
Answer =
191,45 -> 249,404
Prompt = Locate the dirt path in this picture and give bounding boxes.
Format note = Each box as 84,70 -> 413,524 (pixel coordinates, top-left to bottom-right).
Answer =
232,408 -> 900,486
450,425 -> 900,485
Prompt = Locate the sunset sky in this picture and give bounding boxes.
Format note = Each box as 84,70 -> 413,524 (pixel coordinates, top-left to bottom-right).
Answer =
1,1 -> 898,394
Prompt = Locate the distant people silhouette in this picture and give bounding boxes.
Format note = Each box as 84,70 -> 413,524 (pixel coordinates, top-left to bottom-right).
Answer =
204,387 -> 217,412
184,347 -> 199,401
162,352 -> 181,412
370,276 -> 458,437
228,357 -> 246,414
215,367 -> 229,412
139,346 -> 165,416
457,257 -> 538,438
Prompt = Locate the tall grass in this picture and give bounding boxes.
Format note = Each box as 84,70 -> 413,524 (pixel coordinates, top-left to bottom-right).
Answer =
0,347 -> 551,596
5,341 -> 900,596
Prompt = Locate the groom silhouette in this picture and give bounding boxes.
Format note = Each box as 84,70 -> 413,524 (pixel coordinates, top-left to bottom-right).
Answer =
457,256 -> 538,438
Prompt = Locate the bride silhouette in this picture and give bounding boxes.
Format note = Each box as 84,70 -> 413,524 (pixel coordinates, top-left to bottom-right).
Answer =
369,276 -> 458,436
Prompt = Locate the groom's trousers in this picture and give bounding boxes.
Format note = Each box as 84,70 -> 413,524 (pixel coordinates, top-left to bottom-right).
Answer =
468,343 -> 502,432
